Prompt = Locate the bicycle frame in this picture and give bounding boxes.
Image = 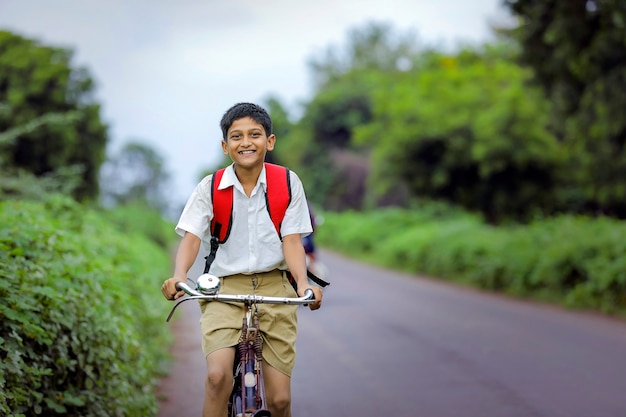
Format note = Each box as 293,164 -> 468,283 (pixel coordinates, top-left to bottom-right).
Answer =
166,274 -> 314,417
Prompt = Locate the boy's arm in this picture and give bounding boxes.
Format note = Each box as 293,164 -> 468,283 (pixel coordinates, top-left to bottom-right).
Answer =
282,234 -> 323,310
161,232 -> 201,300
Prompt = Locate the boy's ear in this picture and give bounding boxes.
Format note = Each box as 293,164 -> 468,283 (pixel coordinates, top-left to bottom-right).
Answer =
267,134 -> 276,151
222,140 -> 228,155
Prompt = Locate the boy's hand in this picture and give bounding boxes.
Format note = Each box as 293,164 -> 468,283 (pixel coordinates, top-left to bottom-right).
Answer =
300,286 -> 323,310
161,277 -> 186,300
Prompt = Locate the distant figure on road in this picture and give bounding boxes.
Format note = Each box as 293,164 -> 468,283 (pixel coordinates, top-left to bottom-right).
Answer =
302,202 -> 328,281
302,201 -> 317,265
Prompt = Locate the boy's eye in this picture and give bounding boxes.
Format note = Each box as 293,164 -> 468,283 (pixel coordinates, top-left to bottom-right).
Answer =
229,132 -> 262,140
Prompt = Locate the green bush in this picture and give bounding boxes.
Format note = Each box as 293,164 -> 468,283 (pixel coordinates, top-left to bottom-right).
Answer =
317,200 -> 480,258
0,196 -> 172,416
316,209 -> 411,254
99,202 -> 176,250
317,206 -> 626,315
523,216 -> 626,311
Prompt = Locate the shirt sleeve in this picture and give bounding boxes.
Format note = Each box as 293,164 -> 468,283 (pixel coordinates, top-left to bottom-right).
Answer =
280,170 -> 313,237
175,175 -> 213,239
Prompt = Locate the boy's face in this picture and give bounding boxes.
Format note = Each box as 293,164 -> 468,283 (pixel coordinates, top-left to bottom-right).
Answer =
222,116 -> 275,169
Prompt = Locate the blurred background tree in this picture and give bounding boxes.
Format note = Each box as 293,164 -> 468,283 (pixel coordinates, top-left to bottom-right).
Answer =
273,21 -> 566,221
263,95 -> 293,166
354,46 -> 564,223
265,4 -> 626,223
0,30 -> 108,201
280,22 -> 422,210
504,0 -> 626,217
99,141 -> 171,214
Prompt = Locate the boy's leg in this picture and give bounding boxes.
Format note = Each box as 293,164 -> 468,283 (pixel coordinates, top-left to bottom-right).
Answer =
262,362 -> 292,417
203,347 -> 235,417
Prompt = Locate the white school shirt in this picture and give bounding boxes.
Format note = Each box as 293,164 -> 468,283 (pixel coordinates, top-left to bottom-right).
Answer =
175,164 -> 313,277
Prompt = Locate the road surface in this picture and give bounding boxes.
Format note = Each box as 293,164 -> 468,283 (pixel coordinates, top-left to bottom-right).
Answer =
157,249 -> 626,417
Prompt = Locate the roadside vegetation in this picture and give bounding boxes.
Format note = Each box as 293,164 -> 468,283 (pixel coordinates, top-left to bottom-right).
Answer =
316,203 -> 626,317
0,195 -> 175,416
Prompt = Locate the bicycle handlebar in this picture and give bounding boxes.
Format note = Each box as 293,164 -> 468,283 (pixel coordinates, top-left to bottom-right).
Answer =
166,279 -> 315,322
175,281 -> 315,303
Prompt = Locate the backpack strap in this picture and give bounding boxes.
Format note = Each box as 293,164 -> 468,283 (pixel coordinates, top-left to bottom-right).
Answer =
285,269 -> 331,292
210,168 -> 233,244
204,168 -> 232,273
203,163 -> 291,274
264,163 -> 292,239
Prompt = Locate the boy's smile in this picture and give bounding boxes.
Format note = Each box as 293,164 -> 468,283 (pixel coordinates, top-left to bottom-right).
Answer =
222,116 -> 275,169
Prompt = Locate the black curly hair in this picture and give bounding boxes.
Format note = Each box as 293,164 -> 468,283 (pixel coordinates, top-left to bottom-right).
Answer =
220,102 -> 272,140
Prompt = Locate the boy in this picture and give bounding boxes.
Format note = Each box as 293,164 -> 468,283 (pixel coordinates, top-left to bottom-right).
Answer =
161,102 -> 323,417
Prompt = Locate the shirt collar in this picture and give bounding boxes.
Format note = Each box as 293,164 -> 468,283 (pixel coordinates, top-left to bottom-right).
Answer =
219,163 -> 268,193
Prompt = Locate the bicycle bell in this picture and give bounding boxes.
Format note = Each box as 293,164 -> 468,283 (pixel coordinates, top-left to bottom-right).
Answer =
196,273 -> 221,294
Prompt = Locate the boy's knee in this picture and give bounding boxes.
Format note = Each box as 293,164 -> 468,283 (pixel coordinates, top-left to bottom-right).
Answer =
266,391 -> 291,413
205,367 -> 232,393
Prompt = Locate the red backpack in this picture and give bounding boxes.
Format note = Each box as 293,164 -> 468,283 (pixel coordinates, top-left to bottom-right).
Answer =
211,163 -> 291,244
202,162 -> 329,289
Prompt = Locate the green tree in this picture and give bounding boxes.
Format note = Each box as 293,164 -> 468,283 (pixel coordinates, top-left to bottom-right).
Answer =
0,111 -> 84,200
263,95 -> 293,165
355,47 -> 564,222
305,21 -> 423,150
100,141 -> 170,213
296,85 -> 372,209
296,21 -> 422,209
308,21 -> 421,89
504,0 -> 626,217
0,30 -> 108,200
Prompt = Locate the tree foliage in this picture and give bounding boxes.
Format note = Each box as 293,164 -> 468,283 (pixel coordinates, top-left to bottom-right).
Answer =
291,12 -> 626,222
304,81 -> 373,149
263,95 -> 293,166
100,141 -> 170,213
295,21 -> 568,220
355,47 -> 564,222
0,30 -> 108,201
308,21 -> 421,89
504,0 -> 626,217
296,22 -> 423,210
305,21 -> 423,151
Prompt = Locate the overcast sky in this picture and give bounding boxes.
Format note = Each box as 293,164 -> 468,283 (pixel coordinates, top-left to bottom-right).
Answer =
0,0 -> 509,208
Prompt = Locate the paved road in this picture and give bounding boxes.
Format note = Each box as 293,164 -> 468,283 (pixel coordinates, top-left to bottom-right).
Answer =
157,250 -> 626,417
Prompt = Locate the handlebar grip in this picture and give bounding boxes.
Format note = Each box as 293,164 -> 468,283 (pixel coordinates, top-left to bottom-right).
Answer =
303,288 -> 315,300
175,281 -> 194,295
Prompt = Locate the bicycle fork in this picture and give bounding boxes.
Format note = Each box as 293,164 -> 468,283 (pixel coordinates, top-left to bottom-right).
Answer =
232,305 -> 269,417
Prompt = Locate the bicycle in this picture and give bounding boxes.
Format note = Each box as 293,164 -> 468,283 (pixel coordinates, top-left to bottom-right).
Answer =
166,273 -> 315,417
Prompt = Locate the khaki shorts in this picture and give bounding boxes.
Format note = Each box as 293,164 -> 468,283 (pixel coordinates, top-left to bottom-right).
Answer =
198,270 -> 299,376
